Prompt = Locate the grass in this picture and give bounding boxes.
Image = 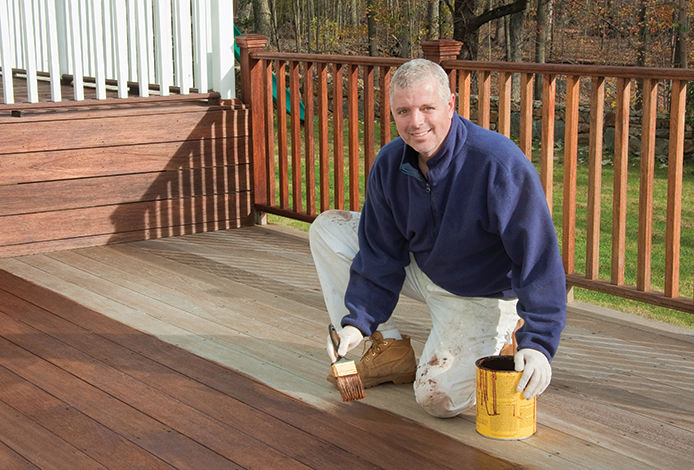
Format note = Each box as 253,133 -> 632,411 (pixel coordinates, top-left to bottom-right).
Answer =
265,119 -> 694,329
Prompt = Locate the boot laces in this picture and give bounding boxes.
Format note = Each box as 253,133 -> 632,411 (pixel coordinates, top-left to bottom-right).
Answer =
362,334 -> 389,357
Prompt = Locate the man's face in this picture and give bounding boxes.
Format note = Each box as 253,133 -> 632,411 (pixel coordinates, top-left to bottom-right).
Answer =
391,80 -> 455,160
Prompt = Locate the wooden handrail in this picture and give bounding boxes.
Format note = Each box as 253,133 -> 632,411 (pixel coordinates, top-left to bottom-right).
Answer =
237,35 -> 693,314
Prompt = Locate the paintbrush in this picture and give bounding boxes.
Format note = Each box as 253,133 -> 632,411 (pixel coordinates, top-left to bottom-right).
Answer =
329,324 -> 366,402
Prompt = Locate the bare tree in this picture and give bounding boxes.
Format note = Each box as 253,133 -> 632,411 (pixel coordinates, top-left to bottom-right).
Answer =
453,0 -> 528,60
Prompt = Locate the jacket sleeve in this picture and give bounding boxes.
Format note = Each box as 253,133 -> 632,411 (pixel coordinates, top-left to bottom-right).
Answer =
341,165 -> 410,336
489,154 -> 567,360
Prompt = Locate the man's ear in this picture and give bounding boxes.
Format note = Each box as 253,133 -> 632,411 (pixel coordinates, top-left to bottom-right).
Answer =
448,93 -> 456,116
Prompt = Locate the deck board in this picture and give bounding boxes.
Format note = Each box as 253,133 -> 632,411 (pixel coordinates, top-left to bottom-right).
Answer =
1,225 -> 693,469
0,263 -> 516,469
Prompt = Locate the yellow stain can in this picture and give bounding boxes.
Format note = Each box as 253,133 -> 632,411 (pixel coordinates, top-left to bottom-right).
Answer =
475,355 -> 536,440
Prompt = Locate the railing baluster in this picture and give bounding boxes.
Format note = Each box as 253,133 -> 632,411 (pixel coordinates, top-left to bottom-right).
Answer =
45,0 -> 61,101
1,0 -> 16,103
91,0 -> 106,99
333,63 -> 344,210
540,73 -> 556,212
264,59 -> 275,206
192,0 -> 207,95
586,76 -> 605,280
478,70 -> 490,129
277,60 -> 289,209
154,0 -> 173,96
498,71 -> 511,137
458,69 -> 470,119
134,0 -> 149,96
562,75 -> 580,274
290,60 -> 302,212
175,0 -> 193,94
68,0 -> 84,100
304,61 -> 316,216
379,65 -> 392,146
21,0 -> 39,103
364,65 -> 375,192
637,78 -> 657,291
665,79 -> 686,298
319,63 -> 330,212
348,64 -> 360,211
113,0 -> 128,98
611,77 -> 631,286
519,72 -> 534,160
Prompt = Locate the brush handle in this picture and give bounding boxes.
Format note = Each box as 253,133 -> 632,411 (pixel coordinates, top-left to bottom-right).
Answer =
328,324 -> 342,359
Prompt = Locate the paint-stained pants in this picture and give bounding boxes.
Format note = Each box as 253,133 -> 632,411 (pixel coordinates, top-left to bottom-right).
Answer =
309,210 -> 520,417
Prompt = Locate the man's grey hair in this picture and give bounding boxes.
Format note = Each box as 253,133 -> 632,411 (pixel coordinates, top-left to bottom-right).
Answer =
389,58 -> 452,105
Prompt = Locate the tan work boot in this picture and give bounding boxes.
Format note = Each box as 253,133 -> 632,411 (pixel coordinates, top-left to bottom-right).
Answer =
328,331 -> 417,389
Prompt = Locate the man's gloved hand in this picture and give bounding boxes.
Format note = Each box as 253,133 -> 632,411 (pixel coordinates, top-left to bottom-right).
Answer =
326,325 -> 364,363
514,348 -> 551,399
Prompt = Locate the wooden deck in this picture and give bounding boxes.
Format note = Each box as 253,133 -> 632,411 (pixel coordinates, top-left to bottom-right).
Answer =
0,225 -> 692,469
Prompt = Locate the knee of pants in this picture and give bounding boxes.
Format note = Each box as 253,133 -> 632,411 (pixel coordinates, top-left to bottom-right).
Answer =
414,376 -> 475,418
309,210 -> 357,244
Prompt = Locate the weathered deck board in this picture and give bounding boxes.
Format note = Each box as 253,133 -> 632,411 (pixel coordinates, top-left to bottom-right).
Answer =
1,225 -> 692,469
0,268 -> 517,469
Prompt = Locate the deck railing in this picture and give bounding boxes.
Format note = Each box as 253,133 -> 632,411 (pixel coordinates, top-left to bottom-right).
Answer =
0,0 -> 234,105
238,36 -> 693,315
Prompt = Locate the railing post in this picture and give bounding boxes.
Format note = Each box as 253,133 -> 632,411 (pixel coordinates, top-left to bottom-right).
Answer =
236,34 -> 269,224
421,39 -> 463,95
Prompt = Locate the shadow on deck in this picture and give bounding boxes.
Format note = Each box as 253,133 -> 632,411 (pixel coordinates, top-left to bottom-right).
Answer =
0,225 -> 692,469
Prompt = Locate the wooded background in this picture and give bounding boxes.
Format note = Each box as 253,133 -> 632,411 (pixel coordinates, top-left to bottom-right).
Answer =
235,0 -> 691,70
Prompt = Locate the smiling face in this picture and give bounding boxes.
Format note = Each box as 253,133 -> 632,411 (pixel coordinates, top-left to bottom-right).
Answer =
391,79 -> 455,161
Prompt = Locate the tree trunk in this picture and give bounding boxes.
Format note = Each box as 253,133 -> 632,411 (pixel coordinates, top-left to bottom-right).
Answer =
533,0 -> 549,99
439,0 -> 453,38
252,0 -> 272,37
507,7 -> 524,100
352,0 -> 359,27
674,0 -> 689,68
427,0 -> 440,40
367,0 -> 378,55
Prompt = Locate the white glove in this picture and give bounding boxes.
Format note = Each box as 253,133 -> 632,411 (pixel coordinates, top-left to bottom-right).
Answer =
514,348 -> 551,399
326,325 -> 364,363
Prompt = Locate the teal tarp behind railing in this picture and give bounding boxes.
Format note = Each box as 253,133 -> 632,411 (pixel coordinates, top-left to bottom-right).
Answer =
234,26 -> 304,120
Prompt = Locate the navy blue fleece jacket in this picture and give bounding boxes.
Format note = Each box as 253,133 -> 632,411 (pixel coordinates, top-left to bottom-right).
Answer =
342,113 -> 566,360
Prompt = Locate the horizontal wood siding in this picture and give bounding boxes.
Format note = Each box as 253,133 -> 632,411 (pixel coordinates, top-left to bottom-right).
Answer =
0,99 -> 253,257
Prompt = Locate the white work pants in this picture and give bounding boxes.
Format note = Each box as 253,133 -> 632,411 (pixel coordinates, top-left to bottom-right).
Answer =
309,210 -> 520,417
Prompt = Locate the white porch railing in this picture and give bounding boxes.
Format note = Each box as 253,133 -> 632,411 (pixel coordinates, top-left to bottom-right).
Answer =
0,0 -> 235,105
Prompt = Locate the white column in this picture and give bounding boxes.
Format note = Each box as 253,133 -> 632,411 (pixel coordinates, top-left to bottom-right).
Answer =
209,0 -> 234,99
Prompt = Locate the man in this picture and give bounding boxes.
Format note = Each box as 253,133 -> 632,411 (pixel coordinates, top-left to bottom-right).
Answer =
309,58 -> 566,417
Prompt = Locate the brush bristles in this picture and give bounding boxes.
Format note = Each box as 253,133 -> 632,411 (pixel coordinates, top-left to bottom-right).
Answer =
331,359 -> 365,402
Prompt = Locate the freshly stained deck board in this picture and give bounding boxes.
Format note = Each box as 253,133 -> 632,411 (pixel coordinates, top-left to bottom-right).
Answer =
0,269 -> 516,469
1,225 -> 693,469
